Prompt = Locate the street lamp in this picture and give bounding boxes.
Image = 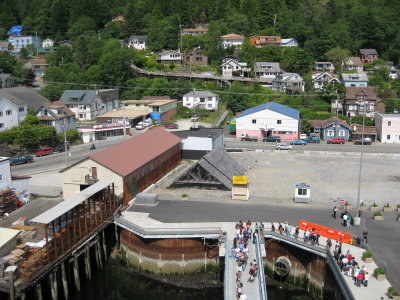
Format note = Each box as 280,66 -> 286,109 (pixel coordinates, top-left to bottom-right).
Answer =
354,101 -> 366,225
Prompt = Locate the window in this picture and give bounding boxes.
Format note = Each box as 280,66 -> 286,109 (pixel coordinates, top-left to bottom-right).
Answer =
153,106 -> 160,112
0,174 -> 3,181
388,121 -> 392,126
252,119 -> 257,124
327,130 -> 334,136
0,112 -> 2,116
200,98 -> 206,103
338,130 -> 345,136
207,104 -> 212,108
277,120 -> 282,124
0,123 -> 3,128
6,110 -> 12,115
19,107 -> 25,112
387,135 -> 391,140
41,120 -> 52,125
298,188 -> 307,196
57,109 -> 63,115
79,114 -> 84,119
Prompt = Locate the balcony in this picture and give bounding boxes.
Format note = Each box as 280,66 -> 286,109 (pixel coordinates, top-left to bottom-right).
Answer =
85,174 -> 98,185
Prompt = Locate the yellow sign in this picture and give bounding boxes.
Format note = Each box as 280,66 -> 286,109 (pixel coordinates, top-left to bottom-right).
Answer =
233,176 -> 247,185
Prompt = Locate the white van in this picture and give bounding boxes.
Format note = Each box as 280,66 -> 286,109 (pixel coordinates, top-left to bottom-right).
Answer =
299,133 -> 307,139
135,122 -> 146,130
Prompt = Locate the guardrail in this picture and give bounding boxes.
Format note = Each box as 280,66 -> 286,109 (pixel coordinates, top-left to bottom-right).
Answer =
255,232 -> 268,300
114,217 -> 221,238
326,250 -> 355,300
223,236 -> 230,300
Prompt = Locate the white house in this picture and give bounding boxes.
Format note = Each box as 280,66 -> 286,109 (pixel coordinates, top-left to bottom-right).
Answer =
221,33 -> 245,49
182,90 -> 219,111
35,101 -> 76,133
236,102 -> 300,140
375,113 -> 400,144
343,57 -> 364,73
157,50 -> 183,64
0,97 -> 27,131
128,35 -> 147,50
314,61 -> 335,72
221,59 -> 250,77
312,71 -> 339,90
281,38 -> 298,47
41,38 -> 54,48
272,72 -> 305,92
60,89 -> 120,121
8,35 -> 40,53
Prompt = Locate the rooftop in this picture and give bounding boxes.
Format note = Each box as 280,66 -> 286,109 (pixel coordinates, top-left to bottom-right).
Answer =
97,109 -> 149,118
172,128 -> 223,139
238,101 -> 300,120
0,228 -> 20,248
90,127 -> 181,177
183,90 -> 218,98
0,87 -> 49,110
221,33 -> 245,40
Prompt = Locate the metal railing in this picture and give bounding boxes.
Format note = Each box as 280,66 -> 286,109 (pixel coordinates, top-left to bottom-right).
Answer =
255,232 -> 268,300
326,251 -> 355,300
223,236 -> 230,300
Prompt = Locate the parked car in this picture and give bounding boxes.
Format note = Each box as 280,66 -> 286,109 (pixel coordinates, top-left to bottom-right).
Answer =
290,140 -> 307,145
327,137 -> 346,144
191,115 -> 199,122
55,144 -> 70,153
144,118 -> 153,127
35,147 -> 54,157
135,121 -> 146,130
354,137 -> 372,145
164,123 -> 179,129
240,133 -> 258,141
304,137 -> 321,143
263,136 -> 281,142
10,155 -> 33,165
276,143 -> 293,150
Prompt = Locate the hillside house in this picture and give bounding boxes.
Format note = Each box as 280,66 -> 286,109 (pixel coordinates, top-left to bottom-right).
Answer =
312,71 -> 339,90
157,50 -> 183,64
221,33 -> 245,49
314,61 -> 335,72
249,36 -> 281,48
375,113 -> 400,143
342,86 -> 381,118
185,47 -> 207,66
341,73 -> 369,87
272,72 -> 305,92
35,101 -> 76,133
221,59 -> 250,77
360,49 -> 379,64
128,35 -> 147,50
281,38 -> 298,47
343,57 -> 364,73
182,91 -> 219,111
181,27 -> 208,36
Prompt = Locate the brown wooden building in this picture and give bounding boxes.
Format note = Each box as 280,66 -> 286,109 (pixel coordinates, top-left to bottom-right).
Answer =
61,127 -> 181,205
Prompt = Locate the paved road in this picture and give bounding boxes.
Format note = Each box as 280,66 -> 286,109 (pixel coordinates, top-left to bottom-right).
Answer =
132,200 -> 400,289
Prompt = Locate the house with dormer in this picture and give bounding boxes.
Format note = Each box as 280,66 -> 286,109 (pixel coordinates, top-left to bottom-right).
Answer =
341,86 -> 383,118
360,49 -> 378,64
281,38 -> 298,47
272,72 -> 305,92
60,89 -> 119,121
157,50 -> 183,64
343,57 -> 364,73
254,62 -> 282,86
36,101 -> 76,133
312,71 -> 339,90
341,73 -> 368,87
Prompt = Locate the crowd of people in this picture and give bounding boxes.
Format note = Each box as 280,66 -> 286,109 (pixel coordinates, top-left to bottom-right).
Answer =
333,241 -> 369,287
230,220 -> 263,300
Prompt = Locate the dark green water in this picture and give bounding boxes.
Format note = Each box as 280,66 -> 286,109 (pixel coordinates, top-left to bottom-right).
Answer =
75,259 -> 313,300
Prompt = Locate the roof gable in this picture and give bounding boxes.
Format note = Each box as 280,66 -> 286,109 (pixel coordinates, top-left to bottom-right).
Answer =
90,127 -> 181,177
238,102 -> 299,120
60,90 -> 96,105
0,87 -> 48,110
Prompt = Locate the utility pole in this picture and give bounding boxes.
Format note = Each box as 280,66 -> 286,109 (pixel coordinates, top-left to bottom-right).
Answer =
35,32 -> 39,56
122,103 -> 126,137
335,90 -> 339,138
64,119 -> 69,167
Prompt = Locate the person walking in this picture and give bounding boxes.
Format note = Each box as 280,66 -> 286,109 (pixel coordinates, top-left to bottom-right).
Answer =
294,226 -> 299,240
343,213 -> 348,227
333,206 -> 338,218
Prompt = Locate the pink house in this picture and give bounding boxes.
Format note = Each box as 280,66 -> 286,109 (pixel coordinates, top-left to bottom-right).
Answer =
235,102 -> 300,140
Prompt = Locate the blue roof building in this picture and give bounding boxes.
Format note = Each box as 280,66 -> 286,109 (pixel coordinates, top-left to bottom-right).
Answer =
236,102 -> 300,140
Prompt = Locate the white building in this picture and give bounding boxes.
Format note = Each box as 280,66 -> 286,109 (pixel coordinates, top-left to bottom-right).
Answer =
281,38 -> 298,47
375,113 -> 400,144
221,33 -> 245,49
314,61 -> 335,72
312,71 -> 339,90
0,97 -> 28,131
156,50 -> 183,64
41,38 -> 54,48
128,35 -> 147,50
253,62 -> 282,85
221,59 -> 250,77
8,35 -> 41,53
235,102 -> 300,140
35,101 -> 76,133
182,90 -> 219,111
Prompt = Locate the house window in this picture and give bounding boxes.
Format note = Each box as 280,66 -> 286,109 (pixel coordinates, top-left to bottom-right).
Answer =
0,174 -> 3,181
388,121 -> 392,126
252,119 -> 257,124
338,130 -> 345,136
6,110 -> 12,115
42,120 -> 52,125
153,106 -> 160,112
0,112 -> 2,116
0,123 -> 3,128
57,109 -> 63,115
79,114 -> 84,119
387,135 -> 391,140
277,120 -> 282,124
200,98 -> 205,103
19,107 -> 25,112
207,104 -> 212,108
327,130 -> 334,136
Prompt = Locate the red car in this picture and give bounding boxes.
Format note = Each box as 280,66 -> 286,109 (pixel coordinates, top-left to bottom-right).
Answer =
327,137 -> 346,144
164,123 -> 179,129
35,147 -> 54,157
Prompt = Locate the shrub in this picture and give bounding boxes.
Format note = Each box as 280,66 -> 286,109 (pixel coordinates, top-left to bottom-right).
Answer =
374,267 -> 385,275
397,204 -> 400,209
181,194 -> 189,198
360,202 -> 366,207
372,202 -> 379,207
385,202 -> 391,207
374,211 -> 383,216
362,251 -> 373,258
397,213 -> 400,219
345,201 -> 351,206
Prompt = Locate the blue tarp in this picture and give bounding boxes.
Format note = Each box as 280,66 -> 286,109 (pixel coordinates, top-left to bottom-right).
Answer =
7,25 -> 23,36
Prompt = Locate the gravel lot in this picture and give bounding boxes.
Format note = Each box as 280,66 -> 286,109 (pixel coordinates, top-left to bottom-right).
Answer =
152,151 -> 400,208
